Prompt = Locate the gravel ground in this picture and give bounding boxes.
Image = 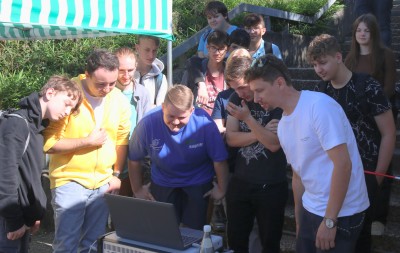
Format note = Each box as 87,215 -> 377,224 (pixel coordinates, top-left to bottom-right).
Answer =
30,230 -> 53,253
29,230 -> 297,253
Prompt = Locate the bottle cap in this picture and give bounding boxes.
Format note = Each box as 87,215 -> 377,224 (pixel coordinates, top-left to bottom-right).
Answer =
203,225 -> 211,232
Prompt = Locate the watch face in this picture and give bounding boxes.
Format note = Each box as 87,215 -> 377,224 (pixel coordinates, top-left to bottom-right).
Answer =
325,218 -> 335,229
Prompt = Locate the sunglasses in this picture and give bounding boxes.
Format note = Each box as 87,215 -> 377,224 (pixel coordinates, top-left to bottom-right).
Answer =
251,55 -> 290,81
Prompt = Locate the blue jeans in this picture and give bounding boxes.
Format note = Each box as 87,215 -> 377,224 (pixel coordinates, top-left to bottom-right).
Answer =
51,182 -> 109,253
0,217 -> 30,253
355,0 -> 393,47
296,207 -> 365,253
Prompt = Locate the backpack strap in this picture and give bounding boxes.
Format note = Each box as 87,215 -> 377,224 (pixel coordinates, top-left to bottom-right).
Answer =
154,74 -> 163,105
7,114 -> 30,154
201,58 -> 208,77
202,29 -> 212,45
264,41 -> 273,55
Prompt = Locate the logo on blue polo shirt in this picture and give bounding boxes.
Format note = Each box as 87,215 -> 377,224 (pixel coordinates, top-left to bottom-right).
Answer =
150,139 -> 163,151
185,139 -> 204,149
189,143 -> 204,149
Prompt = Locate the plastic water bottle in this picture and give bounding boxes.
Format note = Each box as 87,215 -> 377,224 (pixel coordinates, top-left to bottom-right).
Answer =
200,225 -> 214,253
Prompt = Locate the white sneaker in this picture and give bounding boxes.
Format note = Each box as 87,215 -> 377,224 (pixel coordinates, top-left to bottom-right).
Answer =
371,221 -> 385,236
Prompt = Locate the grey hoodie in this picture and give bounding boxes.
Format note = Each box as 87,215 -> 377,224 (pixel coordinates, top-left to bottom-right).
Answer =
135,58 -> 169,108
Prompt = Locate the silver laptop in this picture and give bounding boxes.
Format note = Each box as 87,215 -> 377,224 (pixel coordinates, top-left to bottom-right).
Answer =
104,194 -> 203,250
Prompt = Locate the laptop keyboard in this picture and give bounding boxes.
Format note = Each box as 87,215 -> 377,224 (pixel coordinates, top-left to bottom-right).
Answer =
182,235 -> 201,246
180,227 -> 203,246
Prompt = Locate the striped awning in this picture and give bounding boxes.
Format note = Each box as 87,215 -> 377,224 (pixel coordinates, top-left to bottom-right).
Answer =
0,0 -> 174,41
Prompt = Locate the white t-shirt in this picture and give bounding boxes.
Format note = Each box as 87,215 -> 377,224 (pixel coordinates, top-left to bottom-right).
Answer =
278,90 -> 369,217
83,88 -> 105,128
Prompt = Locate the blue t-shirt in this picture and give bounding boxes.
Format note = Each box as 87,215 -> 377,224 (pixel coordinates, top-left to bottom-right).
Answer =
197,25 -> 238,57
252,39 -> 282,60
211,88 -> 234,121
121,90 -> 138,136
129,107 -> 228,187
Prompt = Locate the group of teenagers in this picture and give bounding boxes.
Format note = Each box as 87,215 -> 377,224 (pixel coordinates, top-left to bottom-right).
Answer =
0,1 -> 397,253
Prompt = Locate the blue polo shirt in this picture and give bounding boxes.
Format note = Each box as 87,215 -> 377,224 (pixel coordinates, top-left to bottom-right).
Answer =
129,107 -> 228,187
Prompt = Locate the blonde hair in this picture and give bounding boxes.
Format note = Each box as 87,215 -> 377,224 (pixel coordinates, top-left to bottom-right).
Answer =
225,49 -> 252,83
114,47 -> 137,61
164,85 -> 194,111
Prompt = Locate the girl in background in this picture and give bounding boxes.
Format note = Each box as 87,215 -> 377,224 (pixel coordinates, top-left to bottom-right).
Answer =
345,13 -> 396,100
344,13 -> 397,240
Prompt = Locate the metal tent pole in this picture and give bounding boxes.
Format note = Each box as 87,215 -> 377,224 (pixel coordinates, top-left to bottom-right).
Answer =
167,40 -> 173,87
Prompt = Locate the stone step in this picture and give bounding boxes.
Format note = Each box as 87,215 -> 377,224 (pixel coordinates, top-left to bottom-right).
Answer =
291,79 -> 319,91
392,10 -> 400,17
392,148 -> 400,176
288,67 -> 318,80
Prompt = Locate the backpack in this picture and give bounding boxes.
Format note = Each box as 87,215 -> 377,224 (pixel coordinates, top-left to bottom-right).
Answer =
316,73 -> 370,115
0,110 -> 30,154
264,41 -> 273,55
154,73 -> 163,105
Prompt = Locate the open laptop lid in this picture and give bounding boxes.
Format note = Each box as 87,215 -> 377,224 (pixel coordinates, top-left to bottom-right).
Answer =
104,194 -> 188,250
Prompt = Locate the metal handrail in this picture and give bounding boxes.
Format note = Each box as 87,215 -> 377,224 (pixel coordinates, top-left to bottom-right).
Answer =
160,0 -> 337,63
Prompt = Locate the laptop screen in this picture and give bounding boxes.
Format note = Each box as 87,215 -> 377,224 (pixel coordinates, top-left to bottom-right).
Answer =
104,194 -> 201,250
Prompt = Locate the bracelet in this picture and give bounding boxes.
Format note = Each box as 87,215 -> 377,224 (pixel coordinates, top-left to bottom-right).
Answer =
112,172 -> 120,177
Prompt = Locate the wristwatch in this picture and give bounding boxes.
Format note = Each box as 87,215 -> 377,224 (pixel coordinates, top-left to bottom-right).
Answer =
324,217 -> 337,229
112,171 -> 120,178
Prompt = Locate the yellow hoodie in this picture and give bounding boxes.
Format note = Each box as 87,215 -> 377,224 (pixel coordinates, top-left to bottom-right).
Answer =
43,75 -> 131,189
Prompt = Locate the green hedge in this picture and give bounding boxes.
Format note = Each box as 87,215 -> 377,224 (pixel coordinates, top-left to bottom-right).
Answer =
0,0 -> 343,109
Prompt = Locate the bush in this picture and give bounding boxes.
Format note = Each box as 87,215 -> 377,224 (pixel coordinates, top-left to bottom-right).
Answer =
0,0 -> 343,109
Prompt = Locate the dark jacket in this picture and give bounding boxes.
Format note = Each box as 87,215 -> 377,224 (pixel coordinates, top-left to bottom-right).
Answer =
0,92 -> 47,232
182,56 -> 208,94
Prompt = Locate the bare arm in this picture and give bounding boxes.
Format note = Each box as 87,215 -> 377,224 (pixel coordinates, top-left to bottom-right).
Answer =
197,82 -> 210,106
292,170 -> 305,237
210,160 -> 229,200
47,127 -> 107,154
214,119 -> 226,134
316,143 -> 352,250
128,160 -> 154,200
113,145 -> 127,174
105,145 -> 127,194
324,143 -> 352,220
226,101 -> 280,151
225,115 -> 257,147
374,110 -> 396,184
243,116 -> 281,152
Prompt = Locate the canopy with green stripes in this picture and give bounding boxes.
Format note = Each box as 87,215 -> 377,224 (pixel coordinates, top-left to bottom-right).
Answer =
0,0 -> 174,41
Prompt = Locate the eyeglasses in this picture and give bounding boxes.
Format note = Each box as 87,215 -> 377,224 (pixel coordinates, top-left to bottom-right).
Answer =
251,55 -> 290,81
208,45 -> 227,54
244,26 -> 262,32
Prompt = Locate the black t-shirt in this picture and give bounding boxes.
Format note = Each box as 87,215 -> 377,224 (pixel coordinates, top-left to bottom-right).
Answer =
315,74 -> 391,171
228,92 -> 287,184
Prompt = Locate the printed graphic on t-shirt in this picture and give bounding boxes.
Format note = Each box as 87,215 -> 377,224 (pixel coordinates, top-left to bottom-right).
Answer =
316,77 -> 390,169
204,71 -> 224,115
238,109 -> 270,165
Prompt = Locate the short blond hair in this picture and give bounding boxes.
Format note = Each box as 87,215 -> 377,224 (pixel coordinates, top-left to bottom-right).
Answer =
164,85 -> 194,111
225,49 -> 252,83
